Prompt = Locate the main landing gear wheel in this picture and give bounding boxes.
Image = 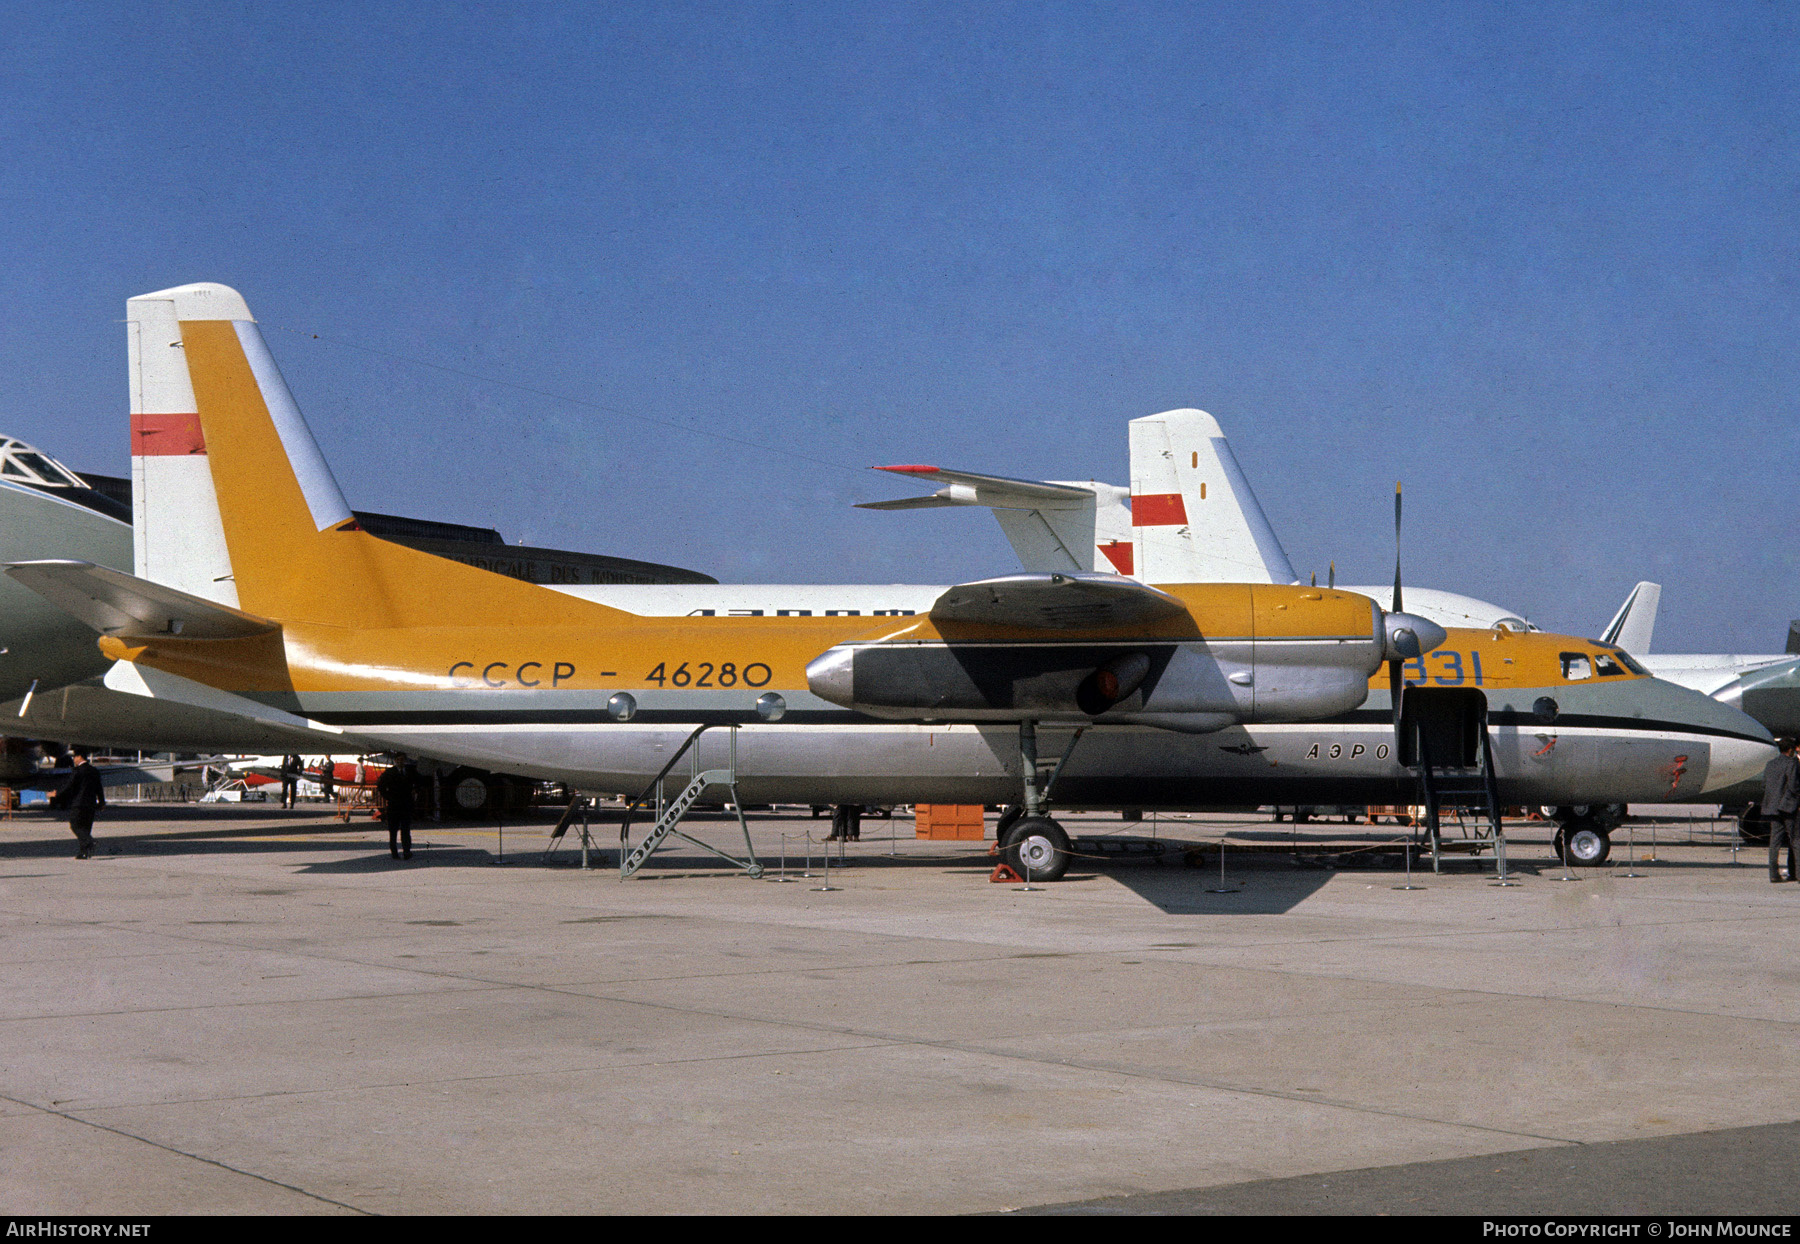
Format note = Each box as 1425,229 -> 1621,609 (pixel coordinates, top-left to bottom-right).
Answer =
1554,821 -> 1612,865
1001,816 -> 1071,882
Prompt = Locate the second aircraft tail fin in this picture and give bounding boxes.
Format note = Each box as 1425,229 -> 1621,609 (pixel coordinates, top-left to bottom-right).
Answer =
1127,408 -> 1297,585
1599,580 -> 1661,654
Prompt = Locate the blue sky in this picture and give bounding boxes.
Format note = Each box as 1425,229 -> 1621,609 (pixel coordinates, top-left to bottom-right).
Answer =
0,2 -> 1795,649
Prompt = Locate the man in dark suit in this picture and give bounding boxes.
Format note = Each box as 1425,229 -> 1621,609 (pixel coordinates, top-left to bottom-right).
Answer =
376,754 -> 416,860
280,755 -> 301,809
1763,737 -> 1800,882
50,748 -> 106,860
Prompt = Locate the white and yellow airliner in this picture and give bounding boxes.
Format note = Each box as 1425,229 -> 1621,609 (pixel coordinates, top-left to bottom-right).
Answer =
6,283 -> 1775,878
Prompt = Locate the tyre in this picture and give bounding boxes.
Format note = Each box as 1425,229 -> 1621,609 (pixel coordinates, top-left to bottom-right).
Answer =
1001,816 -> 1071,882
447,769 -> 500,819
994,804 -> 1026,840
1738,809 -> 1771,845
1555,820 -> 1612,865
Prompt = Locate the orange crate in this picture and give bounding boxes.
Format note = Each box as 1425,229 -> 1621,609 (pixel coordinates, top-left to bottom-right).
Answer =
914,804 -> 986,840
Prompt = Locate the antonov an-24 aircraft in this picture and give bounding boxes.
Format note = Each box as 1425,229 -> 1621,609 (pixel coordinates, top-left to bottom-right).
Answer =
7,283 -> 1774,880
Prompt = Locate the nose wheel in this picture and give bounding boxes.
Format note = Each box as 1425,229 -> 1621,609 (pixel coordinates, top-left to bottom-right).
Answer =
1554,819 -> 1612,865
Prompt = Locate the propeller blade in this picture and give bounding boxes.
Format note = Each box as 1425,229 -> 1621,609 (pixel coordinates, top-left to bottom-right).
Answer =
1391,482 -> 1403,615
1328,560 -> 1335,589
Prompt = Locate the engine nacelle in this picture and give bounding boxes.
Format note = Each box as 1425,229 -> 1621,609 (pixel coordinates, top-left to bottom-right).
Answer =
805,631 -> 1387,726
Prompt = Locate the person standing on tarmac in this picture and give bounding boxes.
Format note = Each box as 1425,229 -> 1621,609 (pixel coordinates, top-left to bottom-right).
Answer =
50,748 -> 106,860
825,803 -> 863,842
376,754 -> 417,860
1763,737 -> 1800,883
280,755 -> 301,809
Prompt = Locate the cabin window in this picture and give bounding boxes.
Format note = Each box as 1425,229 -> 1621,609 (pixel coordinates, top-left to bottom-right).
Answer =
1593,653 -> 1627,677
1560,653 -> 1592,681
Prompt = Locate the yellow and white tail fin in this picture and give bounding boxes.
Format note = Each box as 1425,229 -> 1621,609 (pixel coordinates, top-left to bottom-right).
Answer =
128,281 -> 607,630
1128,408 -> 1298,585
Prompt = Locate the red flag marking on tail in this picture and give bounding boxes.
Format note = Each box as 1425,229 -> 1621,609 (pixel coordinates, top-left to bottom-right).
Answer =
130,412 -> 205,456
1131,493 -> 1188,526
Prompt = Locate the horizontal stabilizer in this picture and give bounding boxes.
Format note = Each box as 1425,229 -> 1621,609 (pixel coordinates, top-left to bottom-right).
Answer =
5,560 -> 279,639
869,465 -> 1096,508
929,572 -> 1187,631
855,495 -> 961,511
103,658 -> 338,735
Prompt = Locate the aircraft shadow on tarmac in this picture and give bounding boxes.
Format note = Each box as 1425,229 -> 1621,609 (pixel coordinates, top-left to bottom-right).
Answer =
0,808 -> 1740,897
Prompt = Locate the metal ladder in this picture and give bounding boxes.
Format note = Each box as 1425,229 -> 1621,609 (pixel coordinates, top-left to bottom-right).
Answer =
1416,724 -> 1510,878
618,725 -> 763,880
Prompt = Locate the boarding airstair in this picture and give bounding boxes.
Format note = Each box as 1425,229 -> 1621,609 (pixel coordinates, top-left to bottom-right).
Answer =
1399,687 -> 1512,878
616,725 -> 763,880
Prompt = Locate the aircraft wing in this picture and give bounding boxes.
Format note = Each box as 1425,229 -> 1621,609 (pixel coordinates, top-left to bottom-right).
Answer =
5,560 -> 278,639
929,572 -> 1187,631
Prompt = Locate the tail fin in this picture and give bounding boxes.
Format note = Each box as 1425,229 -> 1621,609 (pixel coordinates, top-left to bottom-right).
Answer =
129,282 -> 604,630
1127,409 -> 1297,585
129,285 -> 244,606
1599,580 -> 1661,653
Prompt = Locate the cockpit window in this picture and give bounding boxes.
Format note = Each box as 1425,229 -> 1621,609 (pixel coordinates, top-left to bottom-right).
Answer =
1613,650 -> 1647,675
0,460 -> 25,479
1593,653 -> 1627,677
1560,653 -> 1593,681
10,451 -> 80,486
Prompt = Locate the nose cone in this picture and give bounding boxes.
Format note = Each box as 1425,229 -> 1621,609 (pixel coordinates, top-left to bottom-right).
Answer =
1627,677 -> 1777,793
1384,611 -> 1448,662
1704,731 -> 1780,794
805,646 -> 856,707
1685,690 -> 1779,793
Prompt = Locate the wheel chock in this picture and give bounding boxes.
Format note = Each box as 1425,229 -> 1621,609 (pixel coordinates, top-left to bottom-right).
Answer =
989,863 -> 1022,883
